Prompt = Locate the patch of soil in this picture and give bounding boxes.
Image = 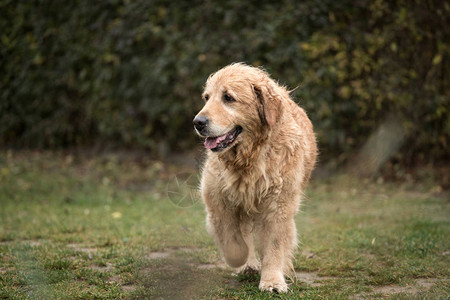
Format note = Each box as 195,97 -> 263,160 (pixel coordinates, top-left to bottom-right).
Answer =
373,278 -> 438,294
22,240 -> 42,247
107,275 -> 122,284
122,284 -> 138,292
197,262 -> 227,270
354,278 -> 440,298
140,257 -> 230,299
295,272 -> 338,287
140,247 -> 233,299
174,247 -> 202,253
67,243 -> 97,260
68,243 -> 97,253
145,252 -> 170,260
145,247 -> 205,261
415,278 -> 439,289
89,263 -> 114,272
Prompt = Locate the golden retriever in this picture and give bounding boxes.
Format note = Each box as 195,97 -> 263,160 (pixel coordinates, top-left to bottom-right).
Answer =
193,63 -> 317,292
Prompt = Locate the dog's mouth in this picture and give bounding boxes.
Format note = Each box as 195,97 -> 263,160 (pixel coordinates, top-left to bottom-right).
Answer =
204,126 -> 242,152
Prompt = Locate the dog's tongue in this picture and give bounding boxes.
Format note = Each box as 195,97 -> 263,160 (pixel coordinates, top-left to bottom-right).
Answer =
204,134 -> 227,149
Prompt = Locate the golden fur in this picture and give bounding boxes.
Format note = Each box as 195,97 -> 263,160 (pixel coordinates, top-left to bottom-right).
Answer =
194,63 -> 317,292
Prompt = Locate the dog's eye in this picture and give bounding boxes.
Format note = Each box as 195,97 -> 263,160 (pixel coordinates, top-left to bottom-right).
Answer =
223,94 -> 235,103
204,94 -> 209,101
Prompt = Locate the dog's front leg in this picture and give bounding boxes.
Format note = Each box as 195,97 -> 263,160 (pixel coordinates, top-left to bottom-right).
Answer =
257,216 -> 297,293
205,202 -> 248,268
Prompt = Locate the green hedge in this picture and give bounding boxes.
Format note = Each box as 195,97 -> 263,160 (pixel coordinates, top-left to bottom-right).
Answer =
1,0 -> 448,162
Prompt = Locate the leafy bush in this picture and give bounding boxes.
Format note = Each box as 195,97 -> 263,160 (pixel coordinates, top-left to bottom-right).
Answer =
1,0 -> 448,163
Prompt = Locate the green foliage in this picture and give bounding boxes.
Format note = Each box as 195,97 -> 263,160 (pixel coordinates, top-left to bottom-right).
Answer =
1,0 -> 448,162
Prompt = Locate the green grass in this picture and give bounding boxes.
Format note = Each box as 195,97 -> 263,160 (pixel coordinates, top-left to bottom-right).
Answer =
0,151 -> 449,299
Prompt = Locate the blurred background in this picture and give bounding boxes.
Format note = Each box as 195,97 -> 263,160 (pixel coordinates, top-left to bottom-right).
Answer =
1,0 -> 449,183
1,2 -> 449,298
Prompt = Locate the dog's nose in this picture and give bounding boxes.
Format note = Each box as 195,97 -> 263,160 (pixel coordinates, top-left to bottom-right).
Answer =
193,115 -> 209,132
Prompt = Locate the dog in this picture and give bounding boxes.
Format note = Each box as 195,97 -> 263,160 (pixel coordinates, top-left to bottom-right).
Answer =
193,63 -> 317,292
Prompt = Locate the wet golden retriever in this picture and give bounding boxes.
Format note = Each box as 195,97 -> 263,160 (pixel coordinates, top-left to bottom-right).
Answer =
193,63 -> 317,292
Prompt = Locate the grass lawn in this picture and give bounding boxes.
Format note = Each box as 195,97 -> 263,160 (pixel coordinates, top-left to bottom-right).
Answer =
0,151 -> 449,299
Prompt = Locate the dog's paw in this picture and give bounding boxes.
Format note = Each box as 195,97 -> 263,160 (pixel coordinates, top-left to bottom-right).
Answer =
259,279 -> 288,293
237,265 -> 259,276
236,259 -> 260,275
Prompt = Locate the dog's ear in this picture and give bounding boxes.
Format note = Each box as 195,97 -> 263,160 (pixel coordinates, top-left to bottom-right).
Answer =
253,83 -> 282,127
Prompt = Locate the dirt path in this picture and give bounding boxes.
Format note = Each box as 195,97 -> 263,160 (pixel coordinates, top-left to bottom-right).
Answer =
141,248 -> 232,299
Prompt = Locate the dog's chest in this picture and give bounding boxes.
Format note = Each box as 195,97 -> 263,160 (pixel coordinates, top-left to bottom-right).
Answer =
219,167 -> 283,213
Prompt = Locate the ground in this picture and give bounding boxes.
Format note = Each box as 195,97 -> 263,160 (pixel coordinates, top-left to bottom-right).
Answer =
0,151 -> 449,299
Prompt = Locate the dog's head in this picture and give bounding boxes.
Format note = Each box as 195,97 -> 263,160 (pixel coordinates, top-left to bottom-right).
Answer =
193,63 -> 284,152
